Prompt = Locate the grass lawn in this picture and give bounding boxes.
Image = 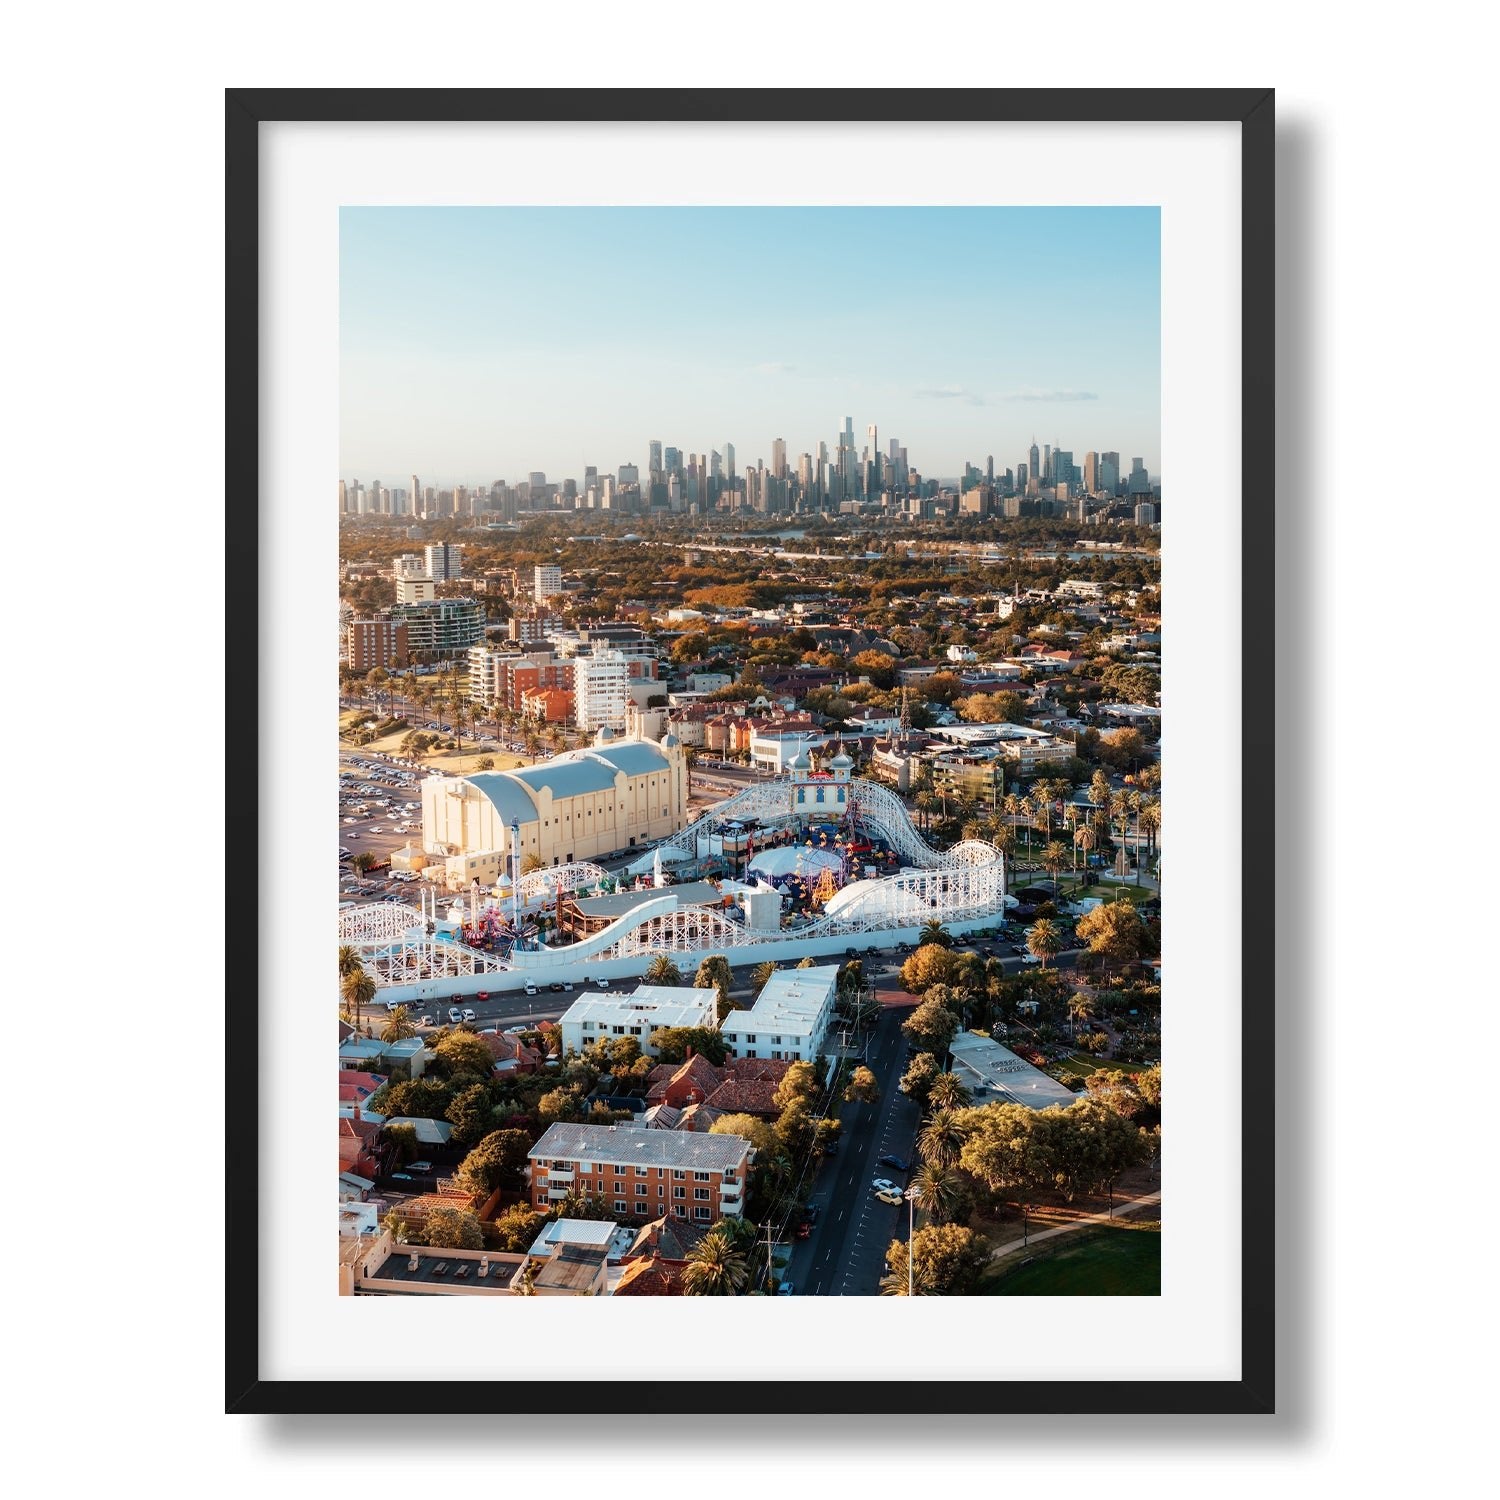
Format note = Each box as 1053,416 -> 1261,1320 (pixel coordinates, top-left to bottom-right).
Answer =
1052,1051 -> 1150,1080
977,1221 -> 1161,1296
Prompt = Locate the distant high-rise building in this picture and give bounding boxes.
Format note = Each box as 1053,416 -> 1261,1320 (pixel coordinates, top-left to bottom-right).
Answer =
338,479 -> 348,513
867,424 -> 879,489
1053,451 -> 1073,493
1134,501 -> 1158,526
771,437 -> 787,481
986,455 -> 994,487
395,575 -> 436,605
648,440 -> 662,475
724,443 -> 735,487
534,564 -> 563,602
1083,452 -> 1099,493
1017,462 -> 1028,493
1028,440 -> 1040,483
619,463 -> 639,487
425,542 -> 463,582
1128,457 -> 1151,495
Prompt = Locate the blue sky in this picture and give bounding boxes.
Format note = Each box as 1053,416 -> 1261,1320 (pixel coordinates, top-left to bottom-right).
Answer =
340,206 -> 1159,485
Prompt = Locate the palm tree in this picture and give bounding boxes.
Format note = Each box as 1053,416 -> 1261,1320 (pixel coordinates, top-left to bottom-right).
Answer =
1018,795 -> 1035,859
914,790 -> 937,833
644,954 -> 684,986
751,960 -> 778,994
918,918 -> 951,949
1139,799 -> 1162,856
340,967 -> 377,1030
1067,990 -> 1096,1040
337,944 -> 362,979
1073,822 -> 1096,875
1026,917 -> 1064,969
917,1107 -> 968,1168
381,1004 -> 418,1042
909,1161 -> 964,1225
1041,841 -> 1068,898
681,1230 -> 750,1296
879,1242 -> 935,1296
927,1071 -> 972,1112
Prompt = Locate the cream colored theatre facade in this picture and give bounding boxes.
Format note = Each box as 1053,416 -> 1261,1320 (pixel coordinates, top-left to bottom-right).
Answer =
421,728 -> 690,887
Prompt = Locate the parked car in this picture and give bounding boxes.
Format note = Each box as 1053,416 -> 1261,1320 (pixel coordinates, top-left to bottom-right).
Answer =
871,1178 -> 898,1194
548,982 -> 564,993
776,1280 -> 795,1296
462,1009 -> 477,1023
876,1188 -> 905,1206
524,982 -> 539,996
877,1155 -> 909,1172
448,1006 -> 462,1024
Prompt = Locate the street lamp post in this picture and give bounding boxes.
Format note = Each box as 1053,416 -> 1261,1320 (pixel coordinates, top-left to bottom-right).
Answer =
904,1185 -> 918,1297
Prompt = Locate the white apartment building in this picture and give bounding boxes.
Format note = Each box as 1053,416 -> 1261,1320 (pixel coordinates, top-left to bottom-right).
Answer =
534,564 -> 563,602
395,575 -> 436,605
557,984 -> 719,1059
574,645 -> 630,732
425,542 -> 464,581
719,966 -> 839,1064
393,553 -> 428,579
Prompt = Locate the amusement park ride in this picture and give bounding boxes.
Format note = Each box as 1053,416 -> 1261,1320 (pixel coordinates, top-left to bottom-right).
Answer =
337,748 -> 1012,997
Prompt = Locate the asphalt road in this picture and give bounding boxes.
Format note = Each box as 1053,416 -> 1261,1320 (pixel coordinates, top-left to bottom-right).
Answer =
787,1001 -> 923,1297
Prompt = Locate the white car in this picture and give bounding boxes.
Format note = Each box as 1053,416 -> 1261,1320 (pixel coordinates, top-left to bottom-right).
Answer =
524,982 -> 539,996
462,1008 -> 477,1023
504,1024 -> 530,1035
876,1189 -> 905,1207
871,1178 -> 898,1194
448,1007 -> 462,1024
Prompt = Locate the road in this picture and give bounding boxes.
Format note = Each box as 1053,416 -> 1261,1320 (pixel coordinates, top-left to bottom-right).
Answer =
787,1000 -> 922,1296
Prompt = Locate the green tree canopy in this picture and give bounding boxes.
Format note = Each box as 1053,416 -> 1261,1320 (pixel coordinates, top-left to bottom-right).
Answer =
899,944 -> 960,996
708,1112 -> 777,1155
648,1026 -> 728,1066
455,1128 -> 532,1195
423,1205 -> 485,1250
902,997 -> 960,1057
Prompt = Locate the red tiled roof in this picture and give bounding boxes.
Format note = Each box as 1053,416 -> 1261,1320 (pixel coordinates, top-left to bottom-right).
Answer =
702,1079 -> 781,1116
725,1058 -> 791,1084
613,1255 -> 686,1297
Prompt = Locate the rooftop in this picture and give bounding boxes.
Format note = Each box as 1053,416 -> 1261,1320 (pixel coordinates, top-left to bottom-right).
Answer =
560,984 -> 718,1032
947,1032 -> 1081,1111
721,965 -> 840,1039
529,1121 -> 752,1171
572,881 -> 724,920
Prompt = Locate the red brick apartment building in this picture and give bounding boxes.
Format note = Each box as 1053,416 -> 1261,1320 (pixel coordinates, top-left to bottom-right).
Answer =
527,1122 -> 751,1224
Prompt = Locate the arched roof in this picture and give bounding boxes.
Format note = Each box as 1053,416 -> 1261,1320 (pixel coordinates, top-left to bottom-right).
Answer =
466,772 -> 540,825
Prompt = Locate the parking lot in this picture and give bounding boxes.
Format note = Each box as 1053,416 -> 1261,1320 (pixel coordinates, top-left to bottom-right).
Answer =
338,750 -> 428,901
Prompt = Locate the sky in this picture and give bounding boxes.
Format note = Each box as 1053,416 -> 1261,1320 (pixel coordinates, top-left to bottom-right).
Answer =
340,206 -> 1159,487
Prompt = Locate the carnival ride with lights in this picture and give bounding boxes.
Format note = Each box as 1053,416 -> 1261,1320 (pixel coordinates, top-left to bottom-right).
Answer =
337,760 -> 1009,993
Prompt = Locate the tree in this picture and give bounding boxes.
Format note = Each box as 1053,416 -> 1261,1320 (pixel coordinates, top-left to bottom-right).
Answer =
1135,1062 -> 1162,1112
1041,841 -> 1068,894
880,1224 -> 986,1296
340,967 -> 377,1029
1083,1069 -> 1144,1120
337,945 -> 362,979
899,944 -> 960,996
843,1065 -> 880,1105
708,1112 -> 777,1155
382,1120 -> 418,1166
351,852 -> 379,880
431,1029 -> 496,1081
926,1070 -> 972,1113
1026,917 -> 1065,969
537,1085 -> 585,1125
751,960 -> 779,994
490,1203 -> 546,1253
475,755 -> 495,771
909,1161 -> 966,1225
918,918 -> 953,948
643,954 -> 684,986
1075,899 -> 1148,976
648,1026 -> 728,1066
446,1082 -> 501,1148
773,1096 -> 820,1159
521,852 -> 543,875
899,1051 -> 941,1107
694,955 -> 734,1022
682,1229 -> 751,1295
380,1004 -> 418,1042
423,1205 -> 485,1250
552,1186 -> 614,1220
772,1060 -> 820,1110
1073,822 -> 1096,873
958,1101 -> 1046,1210
1067,989 -> 1097,1038
903,997 -> 960,1057
455,1128 -> 532,1195
371,1076 -> 453,1120
917,1107 -> 969,1169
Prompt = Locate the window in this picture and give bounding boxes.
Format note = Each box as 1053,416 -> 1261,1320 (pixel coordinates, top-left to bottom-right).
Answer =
636,1184 -> 647,1197
578,1162 -> 591,1173
746,1035 -> 756,1044
772,1036 -> 782,1045
694,1207 -> 712,1221
673,1206 -> 687,1219
613,1164 -> 624,1176
672,1169 -> 685,1181
535,1159 -> 548,1170
636,1165 -> 649,1176
673,1186 -> 685,1199
694,1187 -> 710,1201
614,1201 -> 627,1213
693,1171 -> 711,1181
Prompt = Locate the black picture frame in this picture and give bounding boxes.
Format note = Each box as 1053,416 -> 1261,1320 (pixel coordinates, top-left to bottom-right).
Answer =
226,87 -> 1275,1416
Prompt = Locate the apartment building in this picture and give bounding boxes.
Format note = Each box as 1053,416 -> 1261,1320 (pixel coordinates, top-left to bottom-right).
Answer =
719,965 -> 839,1064
527,1122 -> 751,1223
557,983 -> 719,1059
346,617 -> 409,671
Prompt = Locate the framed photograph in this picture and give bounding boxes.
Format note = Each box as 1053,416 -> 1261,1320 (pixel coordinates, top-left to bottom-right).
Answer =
227,88 -> 1273,1414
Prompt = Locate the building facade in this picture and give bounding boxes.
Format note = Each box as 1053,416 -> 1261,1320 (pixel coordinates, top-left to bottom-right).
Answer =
573,645 -> 631,733
527,1122 -> 751,1223
347,618 -> 409,671
720,965 -> 839,1064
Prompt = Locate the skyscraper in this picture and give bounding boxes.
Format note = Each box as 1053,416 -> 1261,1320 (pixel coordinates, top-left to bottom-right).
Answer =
867,423 -> 879,490
648,439 -> 662,475
1083,452 -> 1099,493
1029,439 -> 1040,482
771,437 -> 787,481
724,442 -> 735,486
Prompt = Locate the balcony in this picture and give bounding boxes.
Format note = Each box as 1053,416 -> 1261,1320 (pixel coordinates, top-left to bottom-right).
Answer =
543,1166 -> 574,1183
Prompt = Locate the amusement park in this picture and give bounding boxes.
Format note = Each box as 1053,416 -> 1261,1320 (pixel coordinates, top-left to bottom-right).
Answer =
337,741 -> 1013,1009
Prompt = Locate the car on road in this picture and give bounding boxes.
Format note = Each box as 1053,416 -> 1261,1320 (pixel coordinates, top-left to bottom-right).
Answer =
871,1178 -> 898,1194
562,981 -> 574,992
878,1155 -> 909,1172
795,1220 -> 812,1239
1021,953 -> 1043,965
462,1008 -> 477,1023
524,982 -> 539,996
418,1014 -> 434,1027
503,1024 -> 529,1034
875,1189 -> 905,1206
448,1007 -> 462,1024
776,1281 -> 795,1296
390,1173 -> 413,1182
548,982 -> 564,992
800,1204 -> 820,1223
475,991 -> 490,1001
407,1161 -> 432,1174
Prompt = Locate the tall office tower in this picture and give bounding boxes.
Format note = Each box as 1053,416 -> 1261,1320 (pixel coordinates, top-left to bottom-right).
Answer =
771,436 -> 787,481
797,452 -> 813,505
410,474 -> 420,510
867,424 -> 879,489
815,440 -> 828,504
423,485 -> 437,516
664,446 -> 682,481
1052,452 -> 1073,492
584,466 -> 598,496
709,449 -> 723,481
668,472 -> 683,511
1003,467 -> 1014,495
618,462 -> 639,487
724,442 -> 735,486
528,471 -> 547,494
1128,457 -> 1151,494
425,542 -> 464,581
986,455 -> 994,487
1029,439 -> 1040,482
1016,463 -> 1028,493
454,485 -> 469,517
1043,444 -> 1054,484
1083,452 -> 1099,493
648,439 -> 662,475
338,479 -> 348,513
369,480 -> 383,513
601,475 -> 615,508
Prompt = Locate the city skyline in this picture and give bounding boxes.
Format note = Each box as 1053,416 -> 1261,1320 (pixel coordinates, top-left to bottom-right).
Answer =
341,207 -> 1160,483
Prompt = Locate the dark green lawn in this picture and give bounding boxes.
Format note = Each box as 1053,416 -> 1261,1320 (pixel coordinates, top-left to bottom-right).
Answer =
980,1223 -> 1161,1296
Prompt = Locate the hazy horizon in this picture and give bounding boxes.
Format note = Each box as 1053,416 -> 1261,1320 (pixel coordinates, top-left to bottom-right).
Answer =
341,206 -> 1160,485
